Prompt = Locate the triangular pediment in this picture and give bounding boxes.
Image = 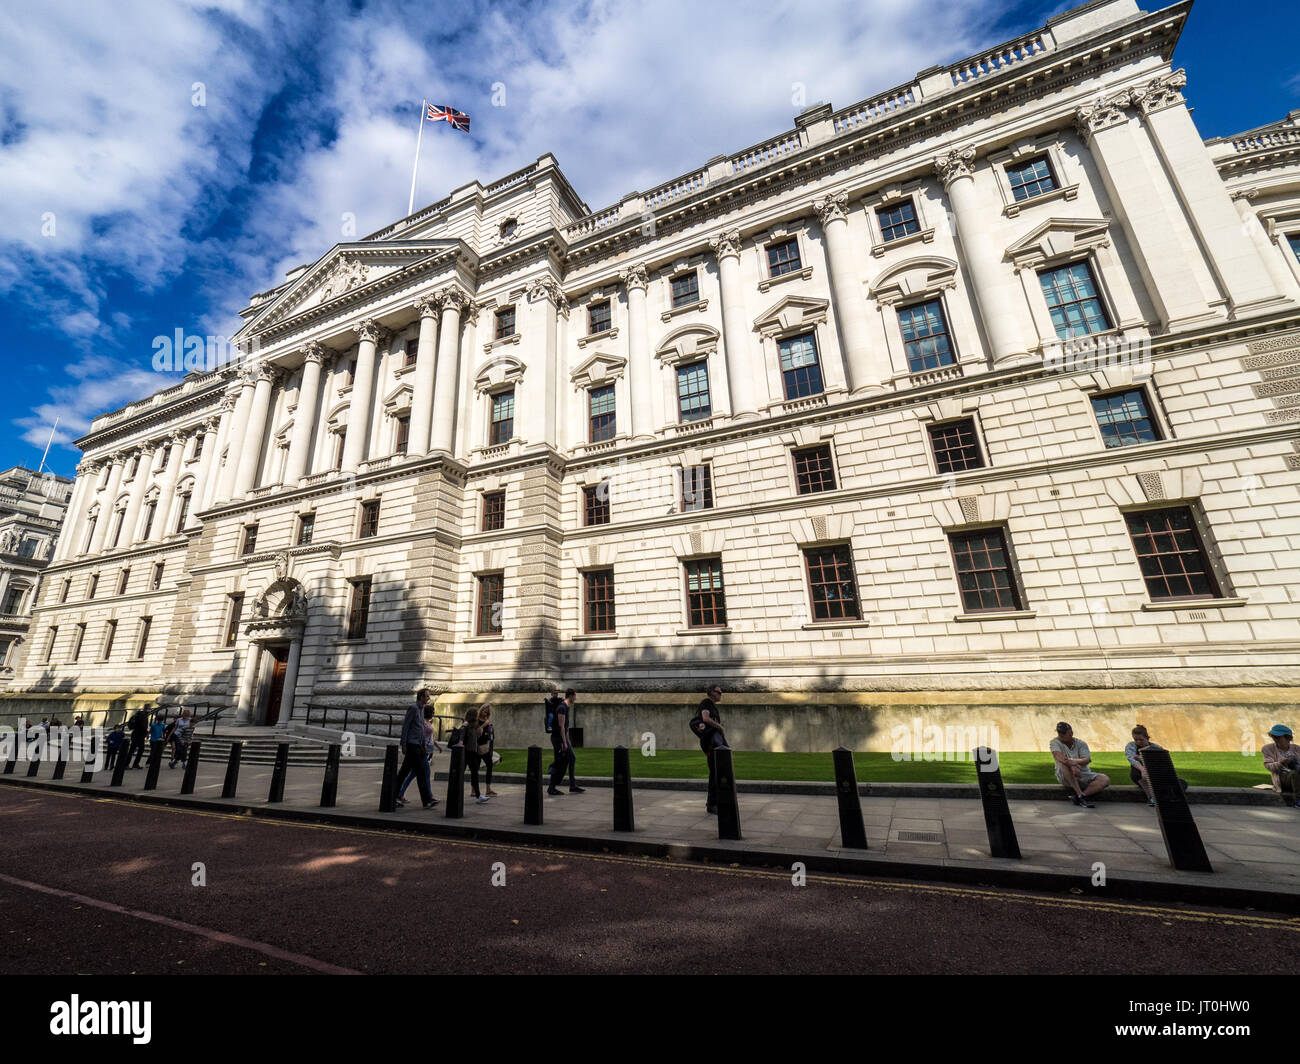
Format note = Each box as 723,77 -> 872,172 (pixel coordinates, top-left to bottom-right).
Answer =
753,294 -> 829,334
569,351 -> 626,388
382,382 -> 414,411
1005,217 -> 1110,265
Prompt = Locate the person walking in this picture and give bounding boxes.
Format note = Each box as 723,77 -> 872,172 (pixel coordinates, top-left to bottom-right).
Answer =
396,701 -> 443,806
543,684 -> 563,777
471,704 -> 499,798
126,707 -> 148,769
395,688 -> 438,808
169,710 -> 193,769
461,706 -> 491,805
548,688 -> 584,795
691,685 -> 728,815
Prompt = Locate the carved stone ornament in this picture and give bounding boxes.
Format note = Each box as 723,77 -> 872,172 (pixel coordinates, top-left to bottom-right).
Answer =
437,286 -> 471,313
355,319 -> 391,347
1074,90 -> 1134,143
415,297 -> 440,320
813,191 -> 850,226
619,262 -> 649,292
708,228 -> 743,259
1135,69 -> 1187,116
300,341 -> 328,365
318,256 -> 369,303
933,147 -> 977,188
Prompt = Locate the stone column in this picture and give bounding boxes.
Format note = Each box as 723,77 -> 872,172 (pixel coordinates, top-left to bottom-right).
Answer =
341,321 -> 386,473
284,343 -> 327,483
280,637 -> 303,722
154,433 -> 186,538
620,262 -> 653,439
407,300 -> 440,457
815,191 -> 888,391
121,443 -> 156,546
1136,71 -> 1288,317
236,642 -> 261,722
233,364 -> 277,497
430,289 -> 469,455
1075,94 -> 1218,330
526,279 -> 562,448
192,417 -> 221,513
709,229 -> 759,418
87,455 -> 125,555
217,370 -> 256,502
54,462 -> 94,561
1232,189 -> 1300,301
934,148 -> 1027,364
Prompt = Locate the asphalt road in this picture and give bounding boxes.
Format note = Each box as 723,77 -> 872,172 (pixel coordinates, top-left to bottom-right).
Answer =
1,786 -> 1296,976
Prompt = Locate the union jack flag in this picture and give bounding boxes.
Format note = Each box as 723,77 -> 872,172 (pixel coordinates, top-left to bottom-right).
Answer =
426,103 -> 470,132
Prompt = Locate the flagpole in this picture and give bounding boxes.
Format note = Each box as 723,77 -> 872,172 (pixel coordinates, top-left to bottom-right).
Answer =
408,99 -> 427,218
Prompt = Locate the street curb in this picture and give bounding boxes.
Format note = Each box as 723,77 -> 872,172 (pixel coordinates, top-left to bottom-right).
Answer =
3,775 -> 1297,915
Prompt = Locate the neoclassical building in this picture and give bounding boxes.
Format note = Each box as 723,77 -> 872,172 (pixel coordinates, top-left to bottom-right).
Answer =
12,0 -> 1300,749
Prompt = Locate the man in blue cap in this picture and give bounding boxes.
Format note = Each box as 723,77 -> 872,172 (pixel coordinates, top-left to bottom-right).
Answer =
1262,725 -> 1300,807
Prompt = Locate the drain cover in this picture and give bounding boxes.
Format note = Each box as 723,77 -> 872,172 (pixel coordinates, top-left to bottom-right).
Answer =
897,831 -> 944,842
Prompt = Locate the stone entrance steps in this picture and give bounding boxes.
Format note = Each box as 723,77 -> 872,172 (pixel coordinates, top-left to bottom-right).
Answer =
187,732 -> 384,766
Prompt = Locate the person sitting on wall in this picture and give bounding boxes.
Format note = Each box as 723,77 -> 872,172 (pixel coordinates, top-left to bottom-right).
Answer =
1262,725 -> 1300,808
1050,721 -> 1110,809
1124,725 -> 1188,807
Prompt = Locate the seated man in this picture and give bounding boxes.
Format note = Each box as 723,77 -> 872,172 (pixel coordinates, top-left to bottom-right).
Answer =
1262,724 -> 1300,808
1050,721 -> 1110,808
1124,725 -> 1188,807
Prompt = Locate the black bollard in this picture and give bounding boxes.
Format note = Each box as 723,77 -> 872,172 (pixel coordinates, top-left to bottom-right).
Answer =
612,745 -> 635,832
445,745 -> 465,818
267,742 -> 290,803
53,753 -> 67,781
26,748 -> 40,777
80,734 -> 96,783
714,747 -> 742,840
524,745 -> 543,826
1143,746 -> 1212,873
831,748 -> 868,850
180,741 -> 201,795
3,753 -> 14,774
221,740 -> 243,799
974,747 -> 1021,859
320,743 -> 340,808
143,741 -> 163,791
379,744 -> 399,812
110,746 -> 129,787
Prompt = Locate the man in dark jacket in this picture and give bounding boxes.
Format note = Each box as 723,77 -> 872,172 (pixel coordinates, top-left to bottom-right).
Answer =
548,688 -> 584,796
395,689 -> 437,808
127,708 -> 149,769
696,685 -> 727,814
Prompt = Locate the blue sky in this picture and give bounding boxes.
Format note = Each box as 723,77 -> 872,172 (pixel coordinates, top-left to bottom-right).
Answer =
1,0 -> 1296,479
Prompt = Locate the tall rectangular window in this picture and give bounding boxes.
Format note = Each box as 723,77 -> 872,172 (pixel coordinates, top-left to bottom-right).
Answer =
403,337 -> 419,368
583,569 -> 616,633
685,558 -> 726,628
88,573 -> 99,598
108,509 -> 124,549
241,524 -> 258,555
395,415 -> 410,456
45,626 -> 58,663
101,620 -> 117,661
174,493 -> 191,532
82,516 -> 97,554
140,502 -> 156,541
481,491 -> 505,532
767,237 -> 801,277
671,271 -> 700,308
583,483 -> 610,526
793,445 -> 836,495
803,545 -> 861,621
346,578 -> 372,640
192,434 -> 204,460
1289,233 -> 1300,263
71,623 -> 86,662
680,465 -> 713,511
950,528 -> 1022,613
476,573 -> 504,635
494,306 -> 516,339
0,587 -> 22,614
490,390 -> 515,445
589,385 -> 616,442
359,500 -> 381,539
898,300 -> 955,372
335,430 -> 347,470
928,419 -> 985,473
877,200 -> 920,243
297,513 -> 315,545
778,332 -> 824,399
588,300 -> 611,335
1125,507 -> 1221,601
59,578 -> 70,604
224,593 -> 244,648
134,616 -> 152,660
676,361 -> 711,422
1039,262 -> 1110,338
1091,389 -> 1160,448
116,569 -> 129,595
1006,156 -> 1057,201
150,562 -> 164,590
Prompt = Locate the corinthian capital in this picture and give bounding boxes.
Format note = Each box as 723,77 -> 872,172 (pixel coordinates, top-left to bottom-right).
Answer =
619,262 -> 649,292
355,318 -> 390,346
1134,69 -> 1187,116
813,191 -> 850,227
300,341 -> 328,366
415,297 -> 440,320
436,286 -> 471,314
527,277 -> 569,314
933,147 -> 977,188
1074,90 -> 1134,143
708,228 -> 743,260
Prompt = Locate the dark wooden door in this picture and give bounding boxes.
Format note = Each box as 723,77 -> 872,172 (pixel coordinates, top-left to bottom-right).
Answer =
265,645 -> 290,726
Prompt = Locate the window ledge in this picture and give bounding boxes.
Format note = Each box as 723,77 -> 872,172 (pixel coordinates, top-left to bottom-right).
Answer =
483,332 -> 522,354
1003,183 -> 1080,217
1141,597 -> 1247,612
660,297 -> 709,323
393,362 -> 417,377
758,266 -> 814,293
675,627 -> 732,637
871,227 -> 936,258
466,634 -> 504,642
801,620 -> 870,631
576,326 -> 619,349
569,632 -> 619,641
335,638 -> 368,646
953,610 -> 1037,622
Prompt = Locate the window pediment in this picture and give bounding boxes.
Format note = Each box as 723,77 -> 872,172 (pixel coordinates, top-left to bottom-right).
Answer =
382,382 -> 414,412
325,401 -> 350,430
655,324 -> 720,367
569,351 -> 626,389
475,354 -> 526,395
753,295 -> 830,337
1005,217 -> 1110,269
869,255 -> 959,306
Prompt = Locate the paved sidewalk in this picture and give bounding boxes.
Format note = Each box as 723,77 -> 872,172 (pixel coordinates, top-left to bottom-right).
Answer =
6,751 -> 1300,906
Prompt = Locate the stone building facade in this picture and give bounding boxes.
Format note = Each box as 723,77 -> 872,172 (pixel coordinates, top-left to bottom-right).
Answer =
12,0 -> 1300,750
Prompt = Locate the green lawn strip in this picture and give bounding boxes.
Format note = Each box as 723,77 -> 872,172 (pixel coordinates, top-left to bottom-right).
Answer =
493,749 -> 1269,789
